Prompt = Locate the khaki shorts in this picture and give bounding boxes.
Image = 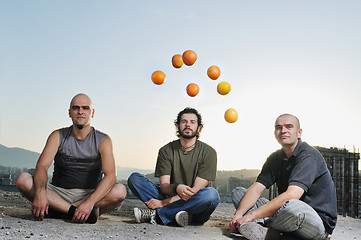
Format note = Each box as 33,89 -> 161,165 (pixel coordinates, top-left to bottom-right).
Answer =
47,183 -> 95,204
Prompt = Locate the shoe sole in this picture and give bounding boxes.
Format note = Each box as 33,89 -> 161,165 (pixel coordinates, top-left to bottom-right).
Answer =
134,208 -> 141,223
175,211 -> 189,227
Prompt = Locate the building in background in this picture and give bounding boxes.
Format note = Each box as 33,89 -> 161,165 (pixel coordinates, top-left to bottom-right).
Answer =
316,146 -> 360,218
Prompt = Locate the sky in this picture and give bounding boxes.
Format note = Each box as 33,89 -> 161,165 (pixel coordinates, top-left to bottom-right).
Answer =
1,0 -> 361,171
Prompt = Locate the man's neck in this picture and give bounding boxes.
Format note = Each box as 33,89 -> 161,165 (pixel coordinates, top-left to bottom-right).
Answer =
180,137 -> 197,148
282,140 -> 299,158
73,125 -> 91,140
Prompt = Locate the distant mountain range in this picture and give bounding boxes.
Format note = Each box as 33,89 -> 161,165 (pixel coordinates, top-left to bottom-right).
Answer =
0,144 -> 260,181
0,144 -> 152,180
0,144 -> 40,169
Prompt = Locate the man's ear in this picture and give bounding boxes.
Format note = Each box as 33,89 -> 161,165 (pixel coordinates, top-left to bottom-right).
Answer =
298,128 -> 302,139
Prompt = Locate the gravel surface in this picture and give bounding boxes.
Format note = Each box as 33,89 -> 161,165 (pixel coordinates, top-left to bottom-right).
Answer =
0,191 -> 360,239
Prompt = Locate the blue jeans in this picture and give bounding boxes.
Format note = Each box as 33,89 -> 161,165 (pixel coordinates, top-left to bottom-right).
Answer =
231,187 -> 328,240
127,172 -> 219,225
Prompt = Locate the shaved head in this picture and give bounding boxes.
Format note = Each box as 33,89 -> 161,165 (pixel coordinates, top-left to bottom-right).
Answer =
70,93 -> 93,109
275,113 -> 300,129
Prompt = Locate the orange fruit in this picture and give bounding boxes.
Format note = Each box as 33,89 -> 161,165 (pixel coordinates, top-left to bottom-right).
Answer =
151,70 -> 166,85
172,54 -> 184,68
186,83 -> 199,97
217,82 -> 231,95
224,108 -> 238,123
207,65 -> 221,80
182,50 -> 197,66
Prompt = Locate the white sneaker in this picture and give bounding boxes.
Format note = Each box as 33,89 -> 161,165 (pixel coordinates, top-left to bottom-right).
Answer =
134,207 -> 156,224
238,222 -> 267,240
175,211 -> 191,227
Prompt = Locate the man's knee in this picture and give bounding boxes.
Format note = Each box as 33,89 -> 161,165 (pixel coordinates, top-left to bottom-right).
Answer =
15,172 -> 33,191
231,186 -> 247,208
109,184 -> 127,203
127,172 -> 144,187
199,187 -> 220,207
231,186 -> 247,199
280,199 -> 307,215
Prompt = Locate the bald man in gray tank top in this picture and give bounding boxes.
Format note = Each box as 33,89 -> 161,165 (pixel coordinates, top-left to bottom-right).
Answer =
16,93 -> 127,223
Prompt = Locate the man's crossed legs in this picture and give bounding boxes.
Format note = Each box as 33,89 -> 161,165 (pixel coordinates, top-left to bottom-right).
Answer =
231,187 -> 329,240
16,172 -> 126,223
127,172 -> 219,226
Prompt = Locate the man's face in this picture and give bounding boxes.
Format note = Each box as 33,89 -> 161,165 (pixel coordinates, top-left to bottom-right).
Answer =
68,95 -> 94,129
274,115 -> 302,148
178,113 -> 200,139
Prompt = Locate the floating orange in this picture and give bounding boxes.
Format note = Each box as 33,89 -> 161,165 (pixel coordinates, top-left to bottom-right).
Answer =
186,83 -> 199,97
151,71 -> 166,85
217,82 -> 231,95
224,108 -> 238,123
182,50 -> 197,66
172,54 -> 184,68
207,65 -> 221,80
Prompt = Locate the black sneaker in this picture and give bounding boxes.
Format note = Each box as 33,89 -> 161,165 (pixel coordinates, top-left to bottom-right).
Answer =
134,207 -> 156,224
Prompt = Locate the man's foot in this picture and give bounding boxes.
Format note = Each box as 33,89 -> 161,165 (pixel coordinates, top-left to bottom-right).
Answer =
238,222 -> 267,240
44,207 -> 66,219
65,205 -> 99,224
175,211 -> 192,227
134,207 -> 156,224
86,207 -> 99,224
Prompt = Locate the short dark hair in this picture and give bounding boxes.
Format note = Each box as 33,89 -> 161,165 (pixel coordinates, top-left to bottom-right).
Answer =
174,107 -> 204,138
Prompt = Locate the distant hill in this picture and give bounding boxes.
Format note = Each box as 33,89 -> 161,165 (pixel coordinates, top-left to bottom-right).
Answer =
0,144 -> 260,182
0,144 -> 40,169
0,144 -> 153,180
143,169 -> 261,184
116,167 -> 153,180
216,169 -> 260,180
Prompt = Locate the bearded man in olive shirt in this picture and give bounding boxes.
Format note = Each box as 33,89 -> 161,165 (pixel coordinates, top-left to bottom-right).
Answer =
128,107 -> 219,226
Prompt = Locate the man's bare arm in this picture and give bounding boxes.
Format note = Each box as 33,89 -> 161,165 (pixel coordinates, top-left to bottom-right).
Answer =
32,130 -> 60,220
229,182 -> 265,232
175,176 -> 209,201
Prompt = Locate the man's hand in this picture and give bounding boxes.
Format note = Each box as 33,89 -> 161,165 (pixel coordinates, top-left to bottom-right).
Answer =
176,184 -> 196,201
32,190 -> 49,221
145,199 -> 166,209
229,213 -> 253,233
72,201 -> 94,223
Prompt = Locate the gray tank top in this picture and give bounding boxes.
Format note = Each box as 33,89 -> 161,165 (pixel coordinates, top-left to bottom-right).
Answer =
51,126 -> 105,189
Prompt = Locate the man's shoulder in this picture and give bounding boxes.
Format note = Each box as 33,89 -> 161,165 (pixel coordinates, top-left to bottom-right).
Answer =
268,148 -> 284,159
297,141 -> 322,157
159,140 -> 179,151
197,140 -> 216,153
56,126 -> 72,137
93,127 -> 107,137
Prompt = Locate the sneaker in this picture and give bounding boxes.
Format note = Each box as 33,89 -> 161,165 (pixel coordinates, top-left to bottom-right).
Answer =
239,222 -> 267,240
134,207 -> 156,224
175,211 -> 192,227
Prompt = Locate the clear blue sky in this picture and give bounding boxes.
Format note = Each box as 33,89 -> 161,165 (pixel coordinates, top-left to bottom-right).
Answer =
1,0 -> 360,170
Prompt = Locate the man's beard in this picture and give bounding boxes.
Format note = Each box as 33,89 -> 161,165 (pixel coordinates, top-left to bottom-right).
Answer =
179,128 -> 197,139
76,124 -> 84,130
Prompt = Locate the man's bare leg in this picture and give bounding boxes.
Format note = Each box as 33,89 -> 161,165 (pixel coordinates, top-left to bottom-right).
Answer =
16,172 -> 72,214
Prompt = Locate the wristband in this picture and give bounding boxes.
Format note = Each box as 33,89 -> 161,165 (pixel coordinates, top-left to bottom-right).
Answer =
173,183 -> 179,195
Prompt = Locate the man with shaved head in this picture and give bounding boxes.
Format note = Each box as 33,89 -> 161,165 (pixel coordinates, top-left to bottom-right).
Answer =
229,114 -> 337,240
16,93 -> 126,224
